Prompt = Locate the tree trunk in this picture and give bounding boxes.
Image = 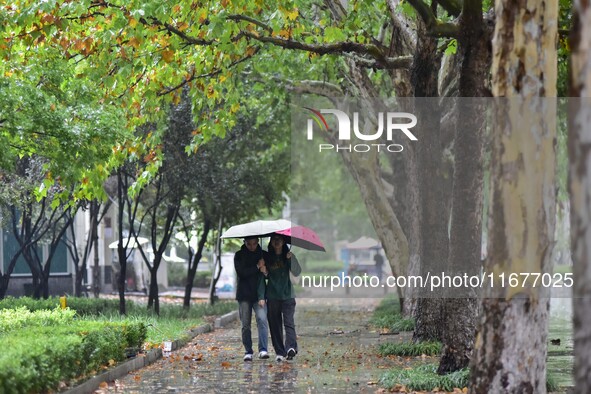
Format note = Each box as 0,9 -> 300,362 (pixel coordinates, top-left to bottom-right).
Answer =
184,219 -> 211,309
568,2 -> 591,392
470,1 -> 557,390
148,265 -> 160,315
412,18 -> 447,343
439,0 -> 492,373
208,217 -> 223,305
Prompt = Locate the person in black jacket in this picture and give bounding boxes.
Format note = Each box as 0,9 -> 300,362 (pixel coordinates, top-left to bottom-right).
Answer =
234,236 -> 269,361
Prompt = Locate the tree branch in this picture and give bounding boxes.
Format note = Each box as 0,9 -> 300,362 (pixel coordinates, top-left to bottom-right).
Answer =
343,53 -> 413,69
157,47 -> 261,96
287,79 -> 344,96
438,0 -> 463,17
240,30 -> 412,70
407,0 -> 460,37
146,17 -> 214,46
227,14 -> 273,33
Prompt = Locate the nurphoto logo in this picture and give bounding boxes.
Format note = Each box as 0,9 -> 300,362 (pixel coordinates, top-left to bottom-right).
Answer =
304,107 -> 418,153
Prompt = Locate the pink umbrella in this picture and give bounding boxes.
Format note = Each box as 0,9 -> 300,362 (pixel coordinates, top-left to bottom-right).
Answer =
275,225 -> 326,252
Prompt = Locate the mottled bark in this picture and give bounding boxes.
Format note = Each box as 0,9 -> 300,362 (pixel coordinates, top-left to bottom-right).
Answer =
470,0 -> 557,391
568,2 -> 591,392
469,1 -> 557,388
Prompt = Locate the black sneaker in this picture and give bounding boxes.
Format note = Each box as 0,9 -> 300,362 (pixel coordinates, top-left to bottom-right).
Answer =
287,348 -> 296,360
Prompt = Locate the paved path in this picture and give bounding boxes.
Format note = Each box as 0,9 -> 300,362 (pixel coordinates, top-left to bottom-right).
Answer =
96,298 -> 412,393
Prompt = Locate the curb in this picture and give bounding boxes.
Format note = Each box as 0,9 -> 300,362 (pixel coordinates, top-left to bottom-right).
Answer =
64,310 -> 239,394
215,310 -> 239,328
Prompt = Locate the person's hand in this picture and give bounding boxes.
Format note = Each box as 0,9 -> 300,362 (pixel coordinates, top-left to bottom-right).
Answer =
258,300 -> 266,307
257,259 -> 267,275
286,251 -> 293,259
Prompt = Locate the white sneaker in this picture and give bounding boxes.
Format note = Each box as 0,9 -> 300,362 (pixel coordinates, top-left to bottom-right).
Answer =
259,350 -> 269,359
243,353 -> 253,361
275,355 -> 285,362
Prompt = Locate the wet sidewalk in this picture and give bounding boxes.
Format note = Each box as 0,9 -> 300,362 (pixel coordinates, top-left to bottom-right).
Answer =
98,298 -> 411,393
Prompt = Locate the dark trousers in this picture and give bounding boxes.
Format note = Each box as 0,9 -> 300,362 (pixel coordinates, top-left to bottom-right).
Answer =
267,298 -> 297,357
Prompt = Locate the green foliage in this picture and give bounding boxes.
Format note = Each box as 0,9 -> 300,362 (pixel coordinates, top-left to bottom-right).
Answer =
0,306 -> 76,334
0,310 -> 147,394
0,298 -> 234,392
0,296 -> 127,315
380,364 -> 560,392
378,341 -> 442,357
370,296 -> 415,332
380,364 -> 469,391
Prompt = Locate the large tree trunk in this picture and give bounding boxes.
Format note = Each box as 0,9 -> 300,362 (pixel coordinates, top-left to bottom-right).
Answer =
470,1 -> 557,391
568,2 -> 591,392
438,0 -> 492,374
412,19 -> 447,343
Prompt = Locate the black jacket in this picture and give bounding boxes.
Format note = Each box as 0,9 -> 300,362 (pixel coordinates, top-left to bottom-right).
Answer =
234,244 -> 266,302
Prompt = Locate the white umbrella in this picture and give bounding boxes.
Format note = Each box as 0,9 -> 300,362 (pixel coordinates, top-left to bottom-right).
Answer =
220,219 -> 292,239
108,236 -> 149,249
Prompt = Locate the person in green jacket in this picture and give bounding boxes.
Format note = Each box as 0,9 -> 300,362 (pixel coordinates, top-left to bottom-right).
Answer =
258,234 -> 302,362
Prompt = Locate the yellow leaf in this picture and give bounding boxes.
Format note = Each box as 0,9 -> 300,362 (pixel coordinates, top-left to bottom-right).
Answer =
99,382 -> 109,389
206,85 -> 218,99
129,37 -> 140,49
173,4 -> 182,13
245,46 -> 257,56
277,29 -> 290,39
198,10 -> 207,24
129,17 -> 138,28
230,103 -> 240,113
161,49 -> 174,63
108,359 -> 116,366
281,7 -> 299,21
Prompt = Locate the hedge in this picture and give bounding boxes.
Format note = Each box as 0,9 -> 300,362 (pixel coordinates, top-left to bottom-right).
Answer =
0,307 -> 146,394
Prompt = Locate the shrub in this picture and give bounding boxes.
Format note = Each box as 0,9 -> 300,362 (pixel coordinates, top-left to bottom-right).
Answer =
0,296 -> 126,315
380,364 -> 559,392
378,341 -> 442,357
370,296 -> 415,332
380,364 -> 469,392
0,314 -> 147,394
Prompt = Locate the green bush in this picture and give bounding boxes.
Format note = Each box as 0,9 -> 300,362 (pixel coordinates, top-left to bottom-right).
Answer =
0,320 -> 147,394
0,306 -> 76,334
380,364 -> 469,391
370,296 -> 415,332
378,341 -> 442,356
0,296 -> 128,316
380,364 -> 559,392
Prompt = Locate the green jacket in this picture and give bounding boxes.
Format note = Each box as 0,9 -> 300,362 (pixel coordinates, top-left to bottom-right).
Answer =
258,253 -> 301,301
